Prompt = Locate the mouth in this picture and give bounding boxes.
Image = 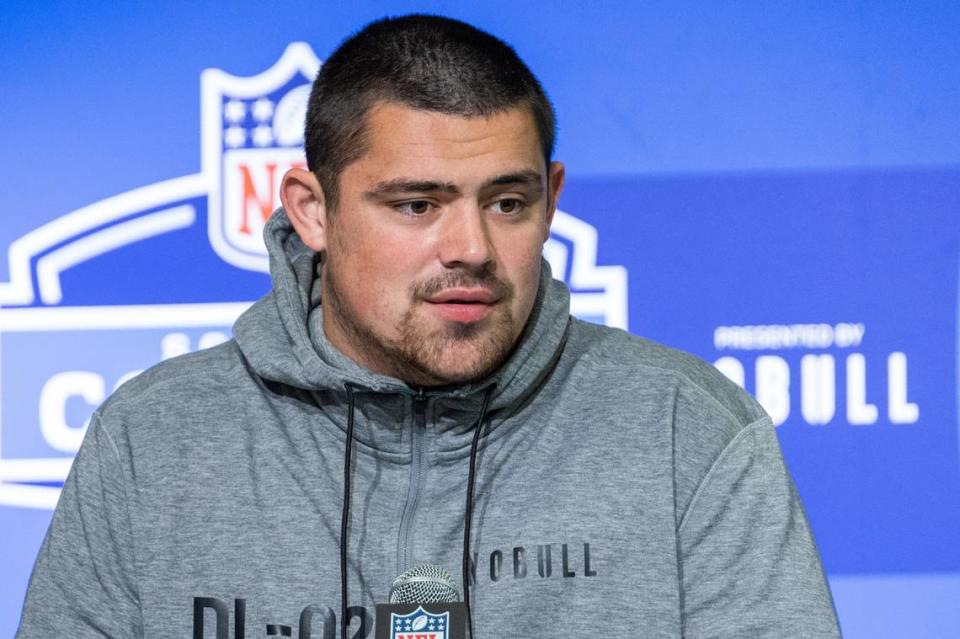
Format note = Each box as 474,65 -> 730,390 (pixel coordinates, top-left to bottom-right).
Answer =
427,288 -> 499,304
424,288 -> 499,323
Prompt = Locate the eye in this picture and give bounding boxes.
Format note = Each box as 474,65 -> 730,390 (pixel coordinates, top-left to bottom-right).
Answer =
490,198 -> 526,215
393,200 -> 433,216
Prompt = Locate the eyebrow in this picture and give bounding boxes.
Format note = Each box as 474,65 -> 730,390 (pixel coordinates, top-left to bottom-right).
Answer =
481,170 -> 543,191
364,169 -> 544,200
365,179 -> 460,199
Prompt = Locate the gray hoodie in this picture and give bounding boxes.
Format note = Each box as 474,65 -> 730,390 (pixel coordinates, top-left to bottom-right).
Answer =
18,210 -> 841,638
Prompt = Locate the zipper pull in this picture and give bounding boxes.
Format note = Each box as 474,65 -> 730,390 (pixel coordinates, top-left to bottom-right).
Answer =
413,389 -> 428,427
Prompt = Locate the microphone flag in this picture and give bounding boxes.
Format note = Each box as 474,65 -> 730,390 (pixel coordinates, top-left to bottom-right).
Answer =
374,602 -> 466,639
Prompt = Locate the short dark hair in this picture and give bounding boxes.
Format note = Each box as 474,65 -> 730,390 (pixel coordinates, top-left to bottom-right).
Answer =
304,14 -> 556,210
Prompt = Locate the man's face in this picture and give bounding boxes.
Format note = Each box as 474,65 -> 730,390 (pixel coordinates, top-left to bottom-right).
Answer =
318,102 -> 564,386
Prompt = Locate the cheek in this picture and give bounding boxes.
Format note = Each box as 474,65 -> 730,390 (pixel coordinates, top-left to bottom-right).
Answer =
331,225 -> 417,309
503,237 -> 546,309
519,260 -> 543,307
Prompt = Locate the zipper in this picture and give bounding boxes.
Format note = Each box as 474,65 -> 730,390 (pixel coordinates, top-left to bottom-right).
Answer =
397,390 -> 428,573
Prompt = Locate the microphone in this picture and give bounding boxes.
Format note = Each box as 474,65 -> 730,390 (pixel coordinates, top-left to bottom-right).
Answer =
375,564 -> 467,639
390,564 -> 459,604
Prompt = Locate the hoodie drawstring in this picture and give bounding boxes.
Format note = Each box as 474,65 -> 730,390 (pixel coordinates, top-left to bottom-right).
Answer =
463,385 -> 495,639
340,384 -> 357,639
338,383 -> 494,639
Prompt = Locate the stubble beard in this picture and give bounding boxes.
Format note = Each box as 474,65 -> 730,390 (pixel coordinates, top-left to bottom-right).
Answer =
324,259 -> 519,387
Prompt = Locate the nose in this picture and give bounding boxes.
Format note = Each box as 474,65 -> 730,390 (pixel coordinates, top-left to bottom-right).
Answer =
437,203 -> 494,270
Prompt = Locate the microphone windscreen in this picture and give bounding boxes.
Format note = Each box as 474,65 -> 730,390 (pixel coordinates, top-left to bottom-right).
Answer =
389,564 -> 460,604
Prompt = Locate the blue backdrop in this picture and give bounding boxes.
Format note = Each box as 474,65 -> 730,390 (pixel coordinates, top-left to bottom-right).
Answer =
1,2 -> 958,637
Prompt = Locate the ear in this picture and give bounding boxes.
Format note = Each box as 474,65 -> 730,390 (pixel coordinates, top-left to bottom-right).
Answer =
280,167 -> 328,251
543,161 -> 566,241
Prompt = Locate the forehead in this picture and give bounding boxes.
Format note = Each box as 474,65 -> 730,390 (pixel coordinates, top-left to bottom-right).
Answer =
347,102 -> 545,185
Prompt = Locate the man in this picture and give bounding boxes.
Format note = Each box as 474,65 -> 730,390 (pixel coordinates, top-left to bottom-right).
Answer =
18,15 -> 841,639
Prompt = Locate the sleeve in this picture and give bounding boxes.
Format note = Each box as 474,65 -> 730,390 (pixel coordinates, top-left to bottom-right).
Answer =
677,416 -> 842,638
16,412 -> 142,638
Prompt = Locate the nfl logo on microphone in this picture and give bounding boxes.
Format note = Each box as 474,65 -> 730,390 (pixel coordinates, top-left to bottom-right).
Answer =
391,606 -> 448,639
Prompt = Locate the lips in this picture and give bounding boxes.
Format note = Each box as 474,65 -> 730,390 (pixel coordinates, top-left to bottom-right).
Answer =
424,288 -> 499,322
427,288 -> 499,304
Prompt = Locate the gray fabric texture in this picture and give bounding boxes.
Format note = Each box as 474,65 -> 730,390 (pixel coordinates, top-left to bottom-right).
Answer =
18,209 -> 841,638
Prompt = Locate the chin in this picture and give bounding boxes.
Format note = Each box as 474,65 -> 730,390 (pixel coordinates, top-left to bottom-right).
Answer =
425,358 -> 494,385
397,309 -> 518,385
416,343 -> 506,386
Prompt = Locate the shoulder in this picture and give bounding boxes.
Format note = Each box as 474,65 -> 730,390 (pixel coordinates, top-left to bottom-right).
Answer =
95,339 -> 258,434
565,318 -> 766,431
563,319 -> 776,521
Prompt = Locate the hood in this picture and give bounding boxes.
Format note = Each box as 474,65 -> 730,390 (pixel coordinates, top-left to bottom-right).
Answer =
233,208 -> 571,416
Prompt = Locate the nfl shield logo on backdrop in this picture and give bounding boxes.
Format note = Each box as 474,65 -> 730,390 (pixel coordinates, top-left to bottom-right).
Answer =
391,606 -> 449,639
201,42 -> 320,272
